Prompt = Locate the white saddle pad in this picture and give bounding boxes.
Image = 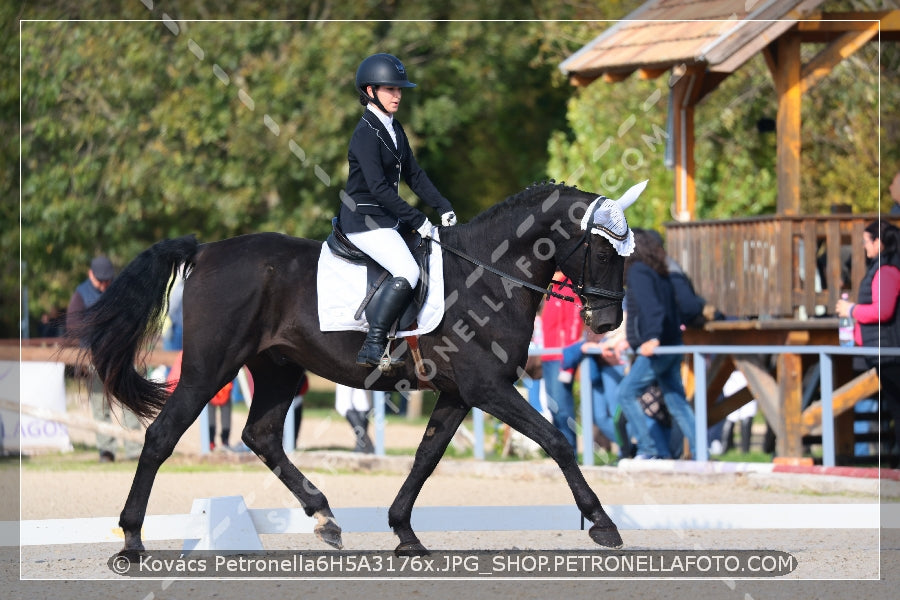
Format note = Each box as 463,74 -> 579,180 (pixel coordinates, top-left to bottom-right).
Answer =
317,231 -> 445,337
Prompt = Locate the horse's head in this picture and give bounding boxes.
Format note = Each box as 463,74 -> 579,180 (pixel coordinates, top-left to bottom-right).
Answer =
557,180 -> 646,334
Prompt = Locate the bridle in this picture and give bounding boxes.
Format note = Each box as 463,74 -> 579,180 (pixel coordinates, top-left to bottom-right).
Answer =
552,200 -> 627,311
429,199 -> 626,309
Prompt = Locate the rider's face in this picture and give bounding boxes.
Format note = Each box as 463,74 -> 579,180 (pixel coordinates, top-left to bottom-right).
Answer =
369,85 -> 402,115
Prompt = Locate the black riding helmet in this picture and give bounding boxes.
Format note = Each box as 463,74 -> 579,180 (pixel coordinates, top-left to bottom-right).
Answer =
356,53 -> 416,110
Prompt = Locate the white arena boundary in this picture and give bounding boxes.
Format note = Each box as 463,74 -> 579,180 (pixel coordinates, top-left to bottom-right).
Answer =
1,497 -> 892,551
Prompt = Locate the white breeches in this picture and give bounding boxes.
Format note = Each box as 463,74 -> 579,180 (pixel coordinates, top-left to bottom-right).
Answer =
346,228 -> 420,287
335,384 -> 373,417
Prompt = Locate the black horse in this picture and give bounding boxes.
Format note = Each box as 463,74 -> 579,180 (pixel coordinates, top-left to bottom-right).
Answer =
74,181 -> 643,556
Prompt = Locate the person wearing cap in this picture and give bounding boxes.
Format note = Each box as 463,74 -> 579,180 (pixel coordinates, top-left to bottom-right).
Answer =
339,52 -> 457,367
66,255 -> 142,462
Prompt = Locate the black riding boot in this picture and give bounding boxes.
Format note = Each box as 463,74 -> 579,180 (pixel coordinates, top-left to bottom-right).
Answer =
356,276 -> 414,367
345,409 -> 375,454
721,420 -> 735,453
739,417 -> 753,454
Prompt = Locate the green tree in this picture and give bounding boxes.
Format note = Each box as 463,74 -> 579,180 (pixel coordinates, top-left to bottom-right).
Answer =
14,1 -> 634,337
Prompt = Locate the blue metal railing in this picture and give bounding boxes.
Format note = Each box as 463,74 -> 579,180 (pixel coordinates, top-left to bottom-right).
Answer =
280,344 -> 898,468
648,345 -> 899,466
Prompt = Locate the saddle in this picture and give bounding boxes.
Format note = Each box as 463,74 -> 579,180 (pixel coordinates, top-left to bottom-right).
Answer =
326,217 -> 431,332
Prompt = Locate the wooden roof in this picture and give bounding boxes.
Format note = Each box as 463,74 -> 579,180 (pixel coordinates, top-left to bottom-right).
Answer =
560,0 -> 829,84
559,1 -> 900,221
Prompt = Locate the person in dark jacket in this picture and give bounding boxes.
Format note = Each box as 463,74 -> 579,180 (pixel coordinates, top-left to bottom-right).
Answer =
836,221 -> 900,465
339,53 -> 457,367
616,229 -> 696,459
66,255 -> 142,462
646,229 -> 723,328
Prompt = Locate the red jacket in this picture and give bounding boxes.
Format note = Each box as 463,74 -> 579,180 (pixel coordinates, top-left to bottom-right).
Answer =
166,351 -> 234,405
540,279 -> 583,361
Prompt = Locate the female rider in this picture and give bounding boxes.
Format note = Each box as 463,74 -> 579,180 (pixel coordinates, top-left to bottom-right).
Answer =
339,53 -> 457,367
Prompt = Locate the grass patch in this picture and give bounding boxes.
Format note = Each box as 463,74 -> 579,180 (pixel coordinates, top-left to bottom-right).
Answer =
713,449 -> 774,463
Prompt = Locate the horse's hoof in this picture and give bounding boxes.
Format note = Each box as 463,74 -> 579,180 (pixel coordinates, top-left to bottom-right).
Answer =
315,521 -> 344,550
395,541 -> 430,556
589,524 -> 623,549
115,547 -> 146,563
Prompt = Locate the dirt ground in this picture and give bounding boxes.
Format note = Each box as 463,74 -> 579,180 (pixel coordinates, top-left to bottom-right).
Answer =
6,404 -> 900,599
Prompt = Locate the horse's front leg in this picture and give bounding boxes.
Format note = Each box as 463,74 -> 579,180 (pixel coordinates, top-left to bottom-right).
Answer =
467,379 -> 623,549
388,390 -> 469,555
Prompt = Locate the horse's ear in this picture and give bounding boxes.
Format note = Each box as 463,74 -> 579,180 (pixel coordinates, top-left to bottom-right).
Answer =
615,179 -> 648,212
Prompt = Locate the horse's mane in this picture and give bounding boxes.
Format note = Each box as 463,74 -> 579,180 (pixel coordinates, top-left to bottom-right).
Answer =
466,181 -> 585,227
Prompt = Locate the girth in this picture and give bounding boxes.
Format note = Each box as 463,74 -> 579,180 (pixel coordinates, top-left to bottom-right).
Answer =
326,217 -> 431,329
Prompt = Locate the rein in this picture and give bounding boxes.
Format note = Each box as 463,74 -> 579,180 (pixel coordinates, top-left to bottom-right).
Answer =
429,224 -> 625,307
429,237 -> 580,303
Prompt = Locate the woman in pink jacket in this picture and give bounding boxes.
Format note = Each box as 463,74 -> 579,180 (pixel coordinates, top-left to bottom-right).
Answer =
836,220 -> 900,466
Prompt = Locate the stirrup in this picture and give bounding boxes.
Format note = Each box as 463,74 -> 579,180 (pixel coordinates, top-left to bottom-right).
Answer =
378,344 -> 404,372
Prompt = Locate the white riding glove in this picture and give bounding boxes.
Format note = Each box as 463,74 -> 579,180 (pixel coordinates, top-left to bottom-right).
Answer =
416,218 -> 434,238
441,211 -> 458,226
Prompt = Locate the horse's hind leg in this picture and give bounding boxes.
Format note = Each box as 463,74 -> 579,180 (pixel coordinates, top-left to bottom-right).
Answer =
388,390 -> 470,555
118,384 -> 219,556
240,360 -> 343,549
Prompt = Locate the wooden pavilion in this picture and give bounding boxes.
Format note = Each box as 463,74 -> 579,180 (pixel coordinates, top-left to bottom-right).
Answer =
560,1 -> 900,460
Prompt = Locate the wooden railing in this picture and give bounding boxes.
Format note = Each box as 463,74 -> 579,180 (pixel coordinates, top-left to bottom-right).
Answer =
665,214 -> 898,320
0,338 -> 181,366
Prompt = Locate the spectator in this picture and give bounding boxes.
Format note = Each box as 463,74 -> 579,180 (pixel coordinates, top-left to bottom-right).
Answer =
835,220 -> 900,466
38,307 -> 65,338
66,255 -> 142,462
335,384 -> 374,453
708,370 -> 758,455
616,229 -> 697,459
564,313 -> 629,458
540,270 -> 584,452
166,352 -> 242,452
646,229 -> 724,328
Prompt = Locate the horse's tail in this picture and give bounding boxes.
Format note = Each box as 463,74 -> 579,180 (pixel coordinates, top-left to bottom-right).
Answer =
74,235 -> 199,420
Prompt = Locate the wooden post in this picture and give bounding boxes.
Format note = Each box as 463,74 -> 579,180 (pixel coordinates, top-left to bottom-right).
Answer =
776,331 -> 807,458
669,66 -> 704,222
774,33 -> 802,216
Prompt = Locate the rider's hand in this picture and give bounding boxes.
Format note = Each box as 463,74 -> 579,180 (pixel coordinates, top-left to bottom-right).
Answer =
441,211 -> 457,227
417,218 -> 434,238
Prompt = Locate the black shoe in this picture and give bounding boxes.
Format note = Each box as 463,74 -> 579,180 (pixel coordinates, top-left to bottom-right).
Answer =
99,450 -> 115,463
346,409 -> 375,454
357,277 -> 414,367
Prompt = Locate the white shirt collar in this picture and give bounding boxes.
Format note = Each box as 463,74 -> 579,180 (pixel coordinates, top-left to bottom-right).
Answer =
366,104 -> 397,148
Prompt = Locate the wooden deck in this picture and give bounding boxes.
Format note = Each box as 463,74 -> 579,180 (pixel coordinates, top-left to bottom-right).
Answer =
665,214 -> 898,320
